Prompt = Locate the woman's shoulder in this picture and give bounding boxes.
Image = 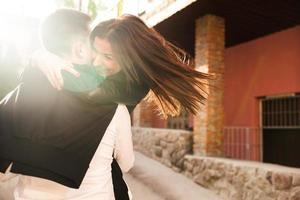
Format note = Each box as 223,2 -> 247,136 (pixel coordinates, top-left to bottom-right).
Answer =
116,104 -> 130,118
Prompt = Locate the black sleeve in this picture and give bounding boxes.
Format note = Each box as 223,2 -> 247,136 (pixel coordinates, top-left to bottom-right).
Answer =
111,158 -> 130,200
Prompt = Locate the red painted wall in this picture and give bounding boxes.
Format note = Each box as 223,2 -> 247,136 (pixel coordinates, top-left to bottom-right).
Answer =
224,26 -> 300,127
152,26 -> 300,132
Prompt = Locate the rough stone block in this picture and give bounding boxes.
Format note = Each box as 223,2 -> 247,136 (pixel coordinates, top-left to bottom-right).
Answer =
272,172 -> 292,190
291,186 -> 300,200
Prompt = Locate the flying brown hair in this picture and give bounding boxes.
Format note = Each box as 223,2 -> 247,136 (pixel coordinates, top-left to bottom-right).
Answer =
90,15 -> 210,117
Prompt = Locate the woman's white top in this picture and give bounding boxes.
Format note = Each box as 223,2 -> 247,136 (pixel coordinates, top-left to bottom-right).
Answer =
1,104 -> 134,200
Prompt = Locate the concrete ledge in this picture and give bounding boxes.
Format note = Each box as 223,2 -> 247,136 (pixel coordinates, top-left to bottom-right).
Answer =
132,127 -> 191,134
183,155 -> 300,200
185,155 -> 300,174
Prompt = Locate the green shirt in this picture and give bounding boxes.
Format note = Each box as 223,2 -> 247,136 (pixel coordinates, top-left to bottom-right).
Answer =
62,64 -> 104,92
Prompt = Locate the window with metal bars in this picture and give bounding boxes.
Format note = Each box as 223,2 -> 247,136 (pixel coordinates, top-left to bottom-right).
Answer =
167,110 -> 190,130
261,94 -> 300,128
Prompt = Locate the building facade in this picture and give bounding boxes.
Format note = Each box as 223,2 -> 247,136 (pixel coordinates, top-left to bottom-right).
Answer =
118,0 -> 300,199
122,0 -> 300,167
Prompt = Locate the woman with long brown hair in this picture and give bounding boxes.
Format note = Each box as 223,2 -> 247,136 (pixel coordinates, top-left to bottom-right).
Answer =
88,14 -> 209,117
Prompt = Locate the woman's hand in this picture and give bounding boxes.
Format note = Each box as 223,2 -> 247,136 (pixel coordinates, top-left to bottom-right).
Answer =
30,49 -> 80,90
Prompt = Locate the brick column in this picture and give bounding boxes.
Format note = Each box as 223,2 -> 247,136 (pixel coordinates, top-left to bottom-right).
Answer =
132,100 -> 153,127
193,15 -> 225,156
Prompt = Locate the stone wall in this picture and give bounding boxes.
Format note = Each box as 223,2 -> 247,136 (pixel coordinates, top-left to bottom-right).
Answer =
132,127 -> 300,200
183,155 -> 300,200
132,127 -> 192,172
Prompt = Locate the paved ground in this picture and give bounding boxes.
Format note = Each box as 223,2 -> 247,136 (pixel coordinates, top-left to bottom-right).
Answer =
124,151 -> 223,200
124,174 -> 164,200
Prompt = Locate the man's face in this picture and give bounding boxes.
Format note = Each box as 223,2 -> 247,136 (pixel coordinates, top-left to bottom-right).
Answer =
77,37 -> 93,65
92,37 -> 121,76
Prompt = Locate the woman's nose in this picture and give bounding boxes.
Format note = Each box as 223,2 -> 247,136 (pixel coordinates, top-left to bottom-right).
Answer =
91,51 -> 96,61
93,56 -> 101,66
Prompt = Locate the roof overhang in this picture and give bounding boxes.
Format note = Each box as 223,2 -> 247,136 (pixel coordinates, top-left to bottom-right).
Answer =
145,0 -> 300,54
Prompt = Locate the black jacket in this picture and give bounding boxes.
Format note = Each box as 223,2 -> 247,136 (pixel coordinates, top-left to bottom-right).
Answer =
0,65 -> 148,197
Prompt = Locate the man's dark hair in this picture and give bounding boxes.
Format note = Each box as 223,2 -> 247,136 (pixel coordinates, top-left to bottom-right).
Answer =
40,9 -> 91,56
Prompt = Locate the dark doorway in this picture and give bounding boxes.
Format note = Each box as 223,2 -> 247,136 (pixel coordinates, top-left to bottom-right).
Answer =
262,95 -> 300,168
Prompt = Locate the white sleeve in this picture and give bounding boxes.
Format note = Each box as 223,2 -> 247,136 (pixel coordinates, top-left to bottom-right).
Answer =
113,105 -> 135,173
0,164 -> 16,182
0,172 -> 4,182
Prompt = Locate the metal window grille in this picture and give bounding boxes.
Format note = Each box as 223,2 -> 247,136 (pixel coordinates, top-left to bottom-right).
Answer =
262,95 -> 300,128
167,111 -> 190,130
223,127 -> 261,161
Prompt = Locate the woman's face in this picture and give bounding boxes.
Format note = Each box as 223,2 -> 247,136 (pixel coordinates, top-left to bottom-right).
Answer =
92,37 -> 121,76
